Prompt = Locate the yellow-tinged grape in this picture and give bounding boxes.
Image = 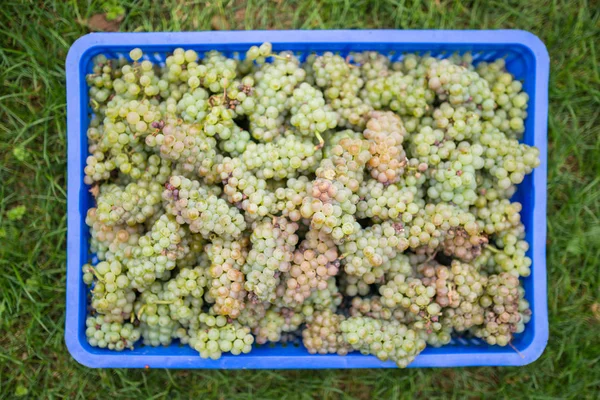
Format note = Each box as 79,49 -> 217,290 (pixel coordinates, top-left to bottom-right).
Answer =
302,310 -> 349,355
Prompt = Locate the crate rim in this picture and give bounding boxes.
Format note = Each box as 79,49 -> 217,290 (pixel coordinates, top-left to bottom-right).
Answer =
66,29 -> 549,369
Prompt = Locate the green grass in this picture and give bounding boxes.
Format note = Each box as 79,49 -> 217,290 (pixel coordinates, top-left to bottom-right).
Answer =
1,0 -> 599,398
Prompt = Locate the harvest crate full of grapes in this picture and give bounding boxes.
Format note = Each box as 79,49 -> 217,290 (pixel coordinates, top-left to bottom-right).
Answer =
66,30 -> 549,368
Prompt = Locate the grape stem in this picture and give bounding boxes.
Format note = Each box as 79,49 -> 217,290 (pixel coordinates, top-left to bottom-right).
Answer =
87,266 -> 104,282
136,304 -> 147,320
508,341 -> 525,359
424,251 -> 438,263
270,53 -> 292,61
344,55 -> 357,69
314,131 -> 325,150
152,300 -> 177,305
484,245 -> 501,254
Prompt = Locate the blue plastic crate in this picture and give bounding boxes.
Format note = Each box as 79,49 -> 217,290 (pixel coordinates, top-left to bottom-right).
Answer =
66,30 -> 549,369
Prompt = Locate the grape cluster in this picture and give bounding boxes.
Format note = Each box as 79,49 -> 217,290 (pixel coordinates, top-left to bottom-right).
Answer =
164,266 -> 209,325
85,315 -> 141,351
94,180 -> 164,227
362,55 -> 435,118
300,137 -> 371,242
198,51 -> 238,93
349,296 -> 409,321
135,289 -> 180,347
356,179 -> 423,222
352,51 -> 391,81
273,176 -> 312,221
427,59 -> 487,106
398,202 -> 486,252
243,217 -> 299,302
472,273 -> 530,346
289,82 -> 338,139
145,122 -> 219,177
253,308 -> 304,345
279,227 -> 340,305
476,59 -> 530,138
302,310 -> 349,355
340,317 -> 426,368
84,101 -> 164,184
312,52 -> 372,128
248,52 -> 306,142
321,128 -> 358,154
241,134 -> 322,180
82,45 -> 539,364
378,268 -> 437,316
340,222 -> 409,283
85,208 -> 142,261
303,277 -> 343,313
163,175 -> 246,240
422,261 -> 486,330
219,123 -> 252,156
189,314 -> 254,359
363,111 -> 409,184
205,237 -> 249,318
215,156 -> 279,220
124,214 -> 189,290
83,261 -> 135,323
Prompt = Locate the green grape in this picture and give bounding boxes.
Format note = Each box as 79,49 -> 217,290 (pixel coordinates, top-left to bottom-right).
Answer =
124,214 -> 189,290
312,52 -> 372,128
289,82 -> 338,139
340,317 -> 427,368
248,52 -> 306,142
95,180 -> 164,227
302,277 -> 343,313
352,51 -> 391,81
340,222 -> 409,282
85,315 -> 141,350
163,175 -> 247,240
274,176 -> 312,222
83,261 -> 136,322
146,122 -> 218,176
339,273 -> 371,297
349,296 -> 410,322
205,237 -> 249,318
241,134 -> 323,180
476,59 -> 529,138
189,314 -> 254,359
356,179 -> 423,222
243,217 -> 299,302
216,157 -> 279,220
253,308 -> 304,345
199,50 -> 238,93
363,68 -> 435,118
